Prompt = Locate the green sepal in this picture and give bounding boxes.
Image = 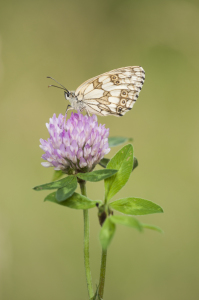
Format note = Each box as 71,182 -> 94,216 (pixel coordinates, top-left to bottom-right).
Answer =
45,191 -> 102,209
110,215 -> 143,231
33,175 -> 74,191
104,144 -> 134,202
108,136 -> 133,147
142,223 -> 164,233
52,170 -> 63,181
99,156 -> 138,171
109,198 -> 163,215
99,217 -> 116,250
77,169 -> 118,182
97,204 -> 113,226
98,158 -> 110,168
56,176 -> 77,202
133,157 -> 138,170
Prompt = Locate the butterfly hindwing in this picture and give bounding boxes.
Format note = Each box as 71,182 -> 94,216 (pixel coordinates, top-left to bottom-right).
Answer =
75,66 -> 145,116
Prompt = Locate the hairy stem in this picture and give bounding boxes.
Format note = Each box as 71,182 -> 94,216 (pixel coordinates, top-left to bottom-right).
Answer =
79,180 -> 94,299
98,248 -> 107,299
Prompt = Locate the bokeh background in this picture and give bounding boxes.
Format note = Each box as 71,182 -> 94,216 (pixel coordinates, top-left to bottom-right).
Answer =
1,0 -> 199,299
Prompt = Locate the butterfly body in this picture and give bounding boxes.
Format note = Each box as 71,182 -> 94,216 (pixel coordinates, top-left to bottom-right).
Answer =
49,66 -> 145,117
64,91 -> 85,111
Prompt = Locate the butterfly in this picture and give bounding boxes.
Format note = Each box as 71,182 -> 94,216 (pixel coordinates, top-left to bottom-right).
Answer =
47,66 -> 145,117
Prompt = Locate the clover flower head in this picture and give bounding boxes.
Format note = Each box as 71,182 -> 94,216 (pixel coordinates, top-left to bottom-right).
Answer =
40,112 -> 110,173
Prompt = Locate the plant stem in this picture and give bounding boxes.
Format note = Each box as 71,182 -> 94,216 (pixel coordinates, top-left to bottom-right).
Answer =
98,248 -> 107,299
79,180 -> 94,299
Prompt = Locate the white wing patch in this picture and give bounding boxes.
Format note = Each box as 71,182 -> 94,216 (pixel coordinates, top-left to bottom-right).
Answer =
75,66 -> 145,117
84,89 -> 104,100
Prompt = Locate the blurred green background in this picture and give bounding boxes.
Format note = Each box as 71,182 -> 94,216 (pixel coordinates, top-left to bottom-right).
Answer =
1,0 -> 199,299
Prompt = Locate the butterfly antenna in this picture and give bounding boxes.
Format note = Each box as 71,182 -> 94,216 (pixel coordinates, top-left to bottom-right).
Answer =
48,84 -> 66,90
47,76 -> 69,93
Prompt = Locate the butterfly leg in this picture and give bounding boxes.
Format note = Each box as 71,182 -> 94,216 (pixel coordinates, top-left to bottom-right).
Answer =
65,105 -> 74,114
64,105 -> 74,127
80,107 -> 90,117
86,109 -> 90,117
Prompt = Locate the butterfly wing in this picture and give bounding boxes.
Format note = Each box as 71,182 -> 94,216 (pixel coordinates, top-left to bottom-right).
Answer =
75,66 -> 145,116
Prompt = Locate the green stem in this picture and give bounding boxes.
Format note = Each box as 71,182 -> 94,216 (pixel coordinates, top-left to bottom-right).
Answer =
98,248 -> 107,299
79,180 -> 94,299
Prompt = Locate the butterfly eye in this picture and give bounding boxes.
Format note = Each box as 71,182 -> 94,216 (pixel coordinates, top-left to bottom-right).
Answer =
115,80 -> 120,85
64,91 -> 70,98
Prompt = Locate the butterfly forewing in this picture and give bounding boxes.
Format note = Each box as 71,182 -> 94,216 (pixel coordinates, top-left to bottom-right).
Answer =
75,66 -> 145,116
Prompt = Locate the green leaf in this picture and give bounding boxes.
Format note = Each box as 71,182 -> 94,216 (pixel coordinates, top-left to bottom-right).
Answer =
90,286 -> 101,300
104,144 -> 134,202
110,215 -> 143,232
52,170 -> 63,181
99,217 -> 116,250
33,175 -> 74,191
142,223 -> 163,233
98,158 -> 110,168
108,136 -> 133,147
77,169 -> 118,182
45,192 -> 101,209
109,198 -> 163,215
99,156 -> 138,172
90,294 -> 101,300
56,176 -> 77,202
44,191 -> 57,202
